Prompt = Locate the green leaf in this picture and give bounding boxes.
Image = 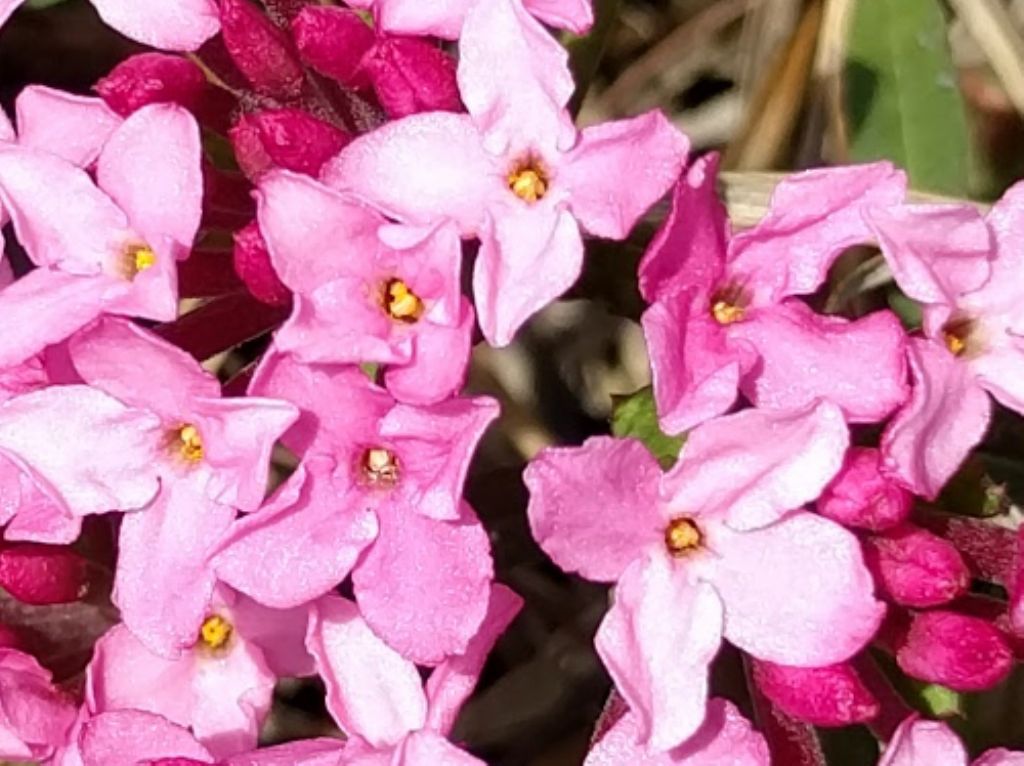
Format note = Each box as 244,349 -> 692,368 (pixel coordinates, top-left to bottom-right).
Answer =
845,0 -> 970,195
918,682 -> 964,717
611,387 -> 684,468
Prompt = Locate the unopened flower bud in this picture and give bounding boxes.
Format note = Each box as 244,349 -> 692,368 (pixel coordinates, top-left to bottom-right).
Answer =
896,611 -> 1013,692
363,37 -> 461,118
752,659 -> 878,727
0,544 -> 90,606
220,0 -> 305,99
818,447 -> 912,531
229,107 -> 351,180
863,524 -> 970,608
233,220 -> 291,306
95,53 -> 207,117
291,6 -> 376,87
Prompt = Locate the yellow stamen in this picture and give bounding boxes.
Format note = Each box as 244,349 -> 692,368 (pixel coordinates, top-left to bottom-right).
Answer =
178,424 -> 204,463
944,332 -> 966,356
199,614 -> 232,651
383,279 -> 424,323
361,447 -> 400,487
119,243 -> 157,280
133,246 -> 157,273
711,300 -> 745,325
507,159 -> 549,203
664,517 -> 702,557
941,317 -> 976,357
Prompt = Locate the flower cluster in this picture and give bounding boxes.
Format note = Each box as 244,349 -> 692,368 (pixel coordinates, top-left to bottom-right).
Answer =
0,0 -> 1022,764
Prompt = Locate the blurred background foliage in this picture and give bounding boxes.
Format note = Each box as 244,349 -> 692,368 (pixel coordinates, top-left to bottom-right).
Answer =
4,0 -> 1024,764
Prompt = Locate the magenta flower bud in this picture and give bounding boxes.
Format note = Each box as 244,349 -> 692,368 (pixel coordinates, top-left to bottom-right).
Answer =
229,107 -> 352,180
233,220 -> 291,306
817,447 -> 912,531
291,6 -> 376,87
95,53 -> 208,117
363,36 -> 461,118
0,544 -> 89,605
897,610 -> 1013,691
863,525 -> 970,608
752,659 -> 878,727
220,0 -> 305,99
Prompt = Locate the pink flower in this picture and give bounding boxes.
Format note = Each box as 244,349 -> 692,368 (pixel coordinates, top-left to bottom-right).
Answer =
87,587 -> 313,759
879,716 -> 1024,766
214,350 -> 497,663
0,103 -> 202,369
584,695 -> 769,765
525,401 -> 883,750
640,155 -> 909,434
323,0 -> 687,345
306,585 -> 521,764
346,0 -> 594,39
255,171 -> 473,404
0,0 -> 219,51
866,191 -> 1024,498
0,647 -> 77,762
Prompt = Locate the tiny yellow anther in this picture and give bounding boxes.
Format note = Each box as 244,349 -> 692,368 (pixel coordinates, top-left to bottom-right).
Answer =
178,424 -> 204,463
711,301 -> 745,325
383,279 -> 424,323
199,614 -> 232,651
665,517 -> 702,557
133,247 -> 157,273
944,331 -> 967,357
509,168 -> 547,203
361,447 -> 400,487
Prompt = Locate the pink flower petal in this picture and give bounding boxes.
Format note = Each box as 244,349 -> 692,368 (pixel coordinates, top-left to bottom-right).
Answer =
976,750 -> 1024,766
14,86 -> 121,168
638,153 -> 727,303
213,458 -> 378,609
972,181 -> 1024,321
642,290 -> 749,435
88,0 -> 220,51
0,385 -> 162,516
881,338 -> 991,499
878,717 -> 968,766
322,112 -> 497,232
706,511 -> 884,665
0,648 -> 76,762
97,104 -> 203,257
228,595 -> 315,679
662,401 -> 849,531
524,436 -> 663,582
112,480 -> 234,657
382,309 -> 475,406
730,301 -> 908,422
473,203 -> 583,346
368,0 -> 471,39
395,730 -> 483,766
352,501 -> 493,665
595,553 -> 724,752
526,0 -> 594,33
728,162 -> 906,304
560,111 -> 687,239
972,339 -> 1024,415
222,738 -> 344,766
307,595 -> 427,747
79,711 -> 213,766
584,699 -> 769,766
0,0 -> 23,35
457,0 -> 575,155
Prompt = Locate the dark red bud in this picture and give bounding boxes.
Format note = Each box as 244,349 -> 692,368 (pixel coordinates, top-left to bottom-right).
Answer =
0,544 -> 90,606
233,220 -> 291,306
291,6 -> 376,87
863,524 -> 970,608
229,107 -> 351,180
896,610 -> 1013,692
752,659 -> 879,727
95,53 -> 208,117
219,0 -> 305,99
363,36 -> 461,118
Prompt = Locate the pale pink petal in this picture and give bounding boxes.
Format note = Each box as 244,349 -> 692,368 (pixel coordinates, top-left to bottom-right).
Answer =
395,731 -> 483,766
458,0 -> 576,155
595,553 -> 724,752
2,481 -> 81,545
638,153 -> 728,302
560,111 -> 687,239
352,501 -> 493,665
0,648 -> 76,762
0,270 -> 122,370
972,181 -> 1024,321
525,0 -> 593,33
88,0 -> 220,51
705,511 -> 884,665
307,595 -> 427,747
100,231 -> 180,322
97,104 -> 203,256
584,699 -> 769,766
0,385 -> 162,516
473,204 -> 583,346
229,596 -> 315,678
727,162 -> 907,303
67,316 -> 220,419
113,480 -> 234,657
372,0 -> 473,39
0,0 -> 23,35
730,301 -> 908,422
972,339 -> 1024,415
383,309 -> 475,405
425,584 -> 524,735
976,750 -> 1024,766
881,338 -> 991,499
863,204 -> 992,306
79,711 -> 213,766
87,625 -> 195,728
662,400 -> 849,531
223,738 -> 344,766
213,458 -> 378,609
190,631 -> 275,758
322,112 -> 497,232
642,290 -> 749,435
878,717 -> 967,766
0,145 -> 129,270
15,86 -> 121,167
524,436 -> 663,582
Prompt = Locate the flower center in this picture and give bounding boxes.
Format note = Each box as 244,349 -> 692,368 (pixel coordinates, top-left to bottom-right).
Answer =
710,283 -> 748,325
119,242 -> 157,280
382,279 -> 424,323
941,317 -> 975,357
176,424 -> 204,463
507,158 -> 548,203
664,517 -> 703,557
360,447 -> 400,487
199,614 -> 232,651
